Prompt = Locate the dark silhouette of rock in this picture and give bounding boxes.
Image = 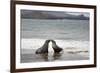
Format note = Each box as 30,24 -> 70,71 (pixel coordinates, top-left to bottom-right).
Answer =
51,40 -> 63,53
35,40 -> 50,54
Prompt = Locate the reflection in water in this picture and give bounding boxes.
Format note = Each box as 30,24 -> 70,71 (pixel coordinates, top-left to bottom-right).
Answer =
53,53 -> 62,60
39,53 -> 48,61
21,49 -> 89,63
38,52 -> 63,61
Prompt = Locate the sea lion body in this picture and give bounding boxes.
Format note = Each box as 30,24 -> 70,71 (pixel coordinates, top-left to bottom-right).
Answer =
35,40 -> 50,54
51,40 -> 63,53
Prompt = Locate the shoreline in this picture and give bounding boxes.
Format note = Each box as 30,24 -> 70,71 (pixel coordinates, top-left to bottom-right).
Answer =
21,49 -> 89,63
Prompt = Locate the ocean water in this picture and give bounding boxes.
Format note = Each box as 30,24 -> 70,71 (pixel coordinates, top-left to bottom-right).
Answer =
21,19 -> 89,41
20,19 -> 90,63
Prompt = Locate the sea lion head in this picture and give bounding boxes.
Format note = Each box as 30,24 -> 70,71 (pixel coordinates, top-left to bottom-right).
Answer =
45,40 -> 50,43
50,40 -> 56,44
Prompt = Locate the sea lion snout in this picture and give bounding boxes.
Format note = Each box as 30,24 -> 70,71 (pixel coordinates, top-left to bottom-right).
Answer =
49,39 -> 55,43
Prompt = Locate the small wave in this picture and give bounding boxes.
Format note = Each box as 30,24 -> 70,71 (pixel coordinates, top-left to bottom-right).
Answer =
67,50 -> 88,54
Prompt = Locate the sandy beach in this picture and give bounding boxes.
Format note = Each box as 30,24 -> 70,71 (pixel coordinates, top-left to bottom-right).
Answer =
21,39 -> 89,63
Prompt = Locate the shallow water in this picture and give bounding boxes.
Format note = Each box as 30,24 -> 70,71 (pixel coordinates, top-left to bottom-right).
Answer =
21,49 -> 89,63
21,19 -> 89,41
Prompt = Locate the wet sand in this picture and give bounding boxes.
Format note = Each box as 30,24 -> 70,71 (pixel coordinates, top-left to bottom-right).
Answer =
21,49 -> 89,63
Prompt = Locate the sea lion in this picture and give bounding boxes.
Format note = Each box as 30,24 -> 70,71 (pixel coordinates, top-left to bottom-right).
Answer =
51,40 -> 63,53
35,40 -> 50,54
